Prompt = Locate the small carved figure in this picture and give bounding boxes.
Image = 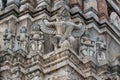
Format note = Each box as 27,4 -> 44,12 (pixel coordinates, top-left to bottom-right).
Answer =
30,24 -> 44,53
4,28 -> 14,50
30,41 -> 36,51
96,37 -> 107,61
17,26 -> 28,51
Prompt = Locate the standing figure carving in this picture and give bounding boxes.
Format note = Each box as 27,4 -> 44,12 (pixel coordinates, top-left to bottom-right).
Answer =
17,26 -> 28,52
4,28 -> 15,51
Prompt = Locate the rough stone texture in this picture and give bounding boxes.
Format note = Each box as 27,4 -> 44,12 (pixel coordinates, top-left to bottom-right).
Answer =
0,0 -> 120,80
98,0 -> 109,20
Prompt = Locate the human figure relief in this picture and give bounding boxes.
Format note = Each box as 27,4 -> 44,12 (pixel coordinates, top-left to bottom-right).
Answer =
4,28 -> 15,50
17,26 -> 28,51
96,37 -> 107,61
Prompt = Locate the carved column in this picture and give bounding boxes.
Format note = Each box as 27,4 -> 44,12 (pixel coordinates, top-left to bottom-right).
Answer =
98,0 -> 108,20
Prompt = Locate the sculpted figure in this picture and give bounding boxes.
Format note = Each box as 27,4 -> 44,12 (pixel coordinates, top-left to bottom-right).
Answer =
43,12 -> 84,50
17,26 -> 28,51
80,36 -> 95,57
96,37 -> 106,61
30,24 -> 44,53
4,28 -> 14,50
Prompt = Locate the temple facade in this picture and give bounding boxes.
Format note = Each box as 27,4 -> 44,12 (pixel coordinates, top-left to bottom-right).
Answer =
0,0 -> 120,80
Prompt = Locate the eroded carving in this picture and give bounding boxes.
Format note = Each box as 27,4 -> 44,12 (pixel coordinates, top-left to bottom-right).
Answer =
96,37 -> 107,62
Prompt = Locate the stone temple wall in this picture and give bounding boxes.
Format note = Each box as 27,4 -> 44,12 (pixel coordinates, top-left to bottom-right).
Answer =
0,0 -> 120,80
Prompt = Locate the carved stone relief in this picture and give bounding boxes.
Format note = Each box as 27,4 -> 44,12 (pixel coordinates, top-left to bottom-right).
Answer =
110,12 -> 120,30
29,24 -> 44,54
42,10 -> 85,51
3,28 -> 15,51
17,26 -> 28,52
80,36 -> 95,57
96,37 -> 107,62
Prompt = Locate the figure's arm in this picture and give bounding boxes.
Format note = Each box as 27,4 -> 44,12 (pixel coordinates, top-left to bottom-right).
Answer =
43,18 -> 55,27
74,22 -> 83,29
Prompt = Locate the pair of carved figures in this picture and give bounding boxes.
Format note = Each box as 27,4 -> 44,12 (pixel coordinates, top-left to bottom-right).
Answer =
17,25 -> 44,53
80,36 -> 107,61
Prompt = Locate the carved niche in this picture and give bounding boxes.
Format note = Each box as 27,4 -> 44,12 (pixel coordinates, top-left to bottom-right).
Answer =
29,24 -> 44,54
110,12 -> 120,30
17,26 -> 28,52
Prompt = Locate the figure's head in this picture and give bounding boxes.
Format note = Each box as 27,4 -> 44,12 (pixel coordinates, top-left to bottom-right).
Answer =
56,4 -> 71,21
20,26 -> 27,33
